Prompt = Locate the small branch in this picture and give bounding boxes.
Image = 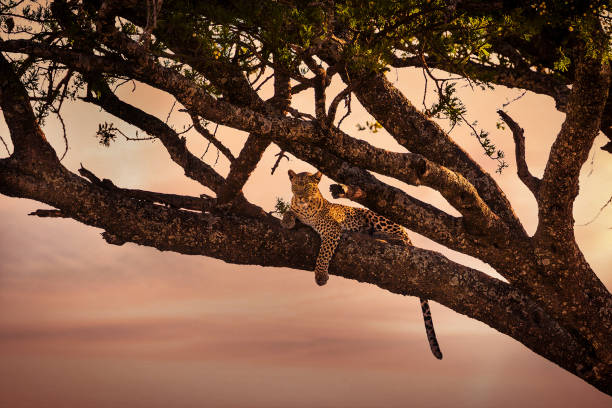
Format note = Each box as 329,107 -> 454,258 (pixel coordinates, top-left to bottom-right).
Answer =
327,83 -> 354,127
50,105 -> 69,161
497,110 -> 540,196
289,81 -> 313,95
36,67 -> 72,121
577,194 -> 612,226
336,92 -> 352,129
78,164 -> 213,211
502,90 -> 528,108
271,149 -> 289,175
248,64 -> 267,87
286,107 -> 316,121
112,78 -> 136,93
29,209 -> 67,218
0,134 -> 11,156
165,99 -> 176,124
190,114 -> 236,163
253,73 -> 273,93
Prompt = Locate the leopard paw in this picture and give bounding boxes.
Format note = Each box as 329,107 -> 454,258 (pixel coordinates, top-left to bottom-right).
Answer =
329,184 -> 348,199
280,211 -> 296,229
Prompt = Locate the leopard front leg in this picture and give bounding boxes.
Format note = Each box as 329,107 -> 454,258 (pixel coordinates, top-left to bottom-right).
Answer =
313,223 -> 341,286
280,210 -> 296,229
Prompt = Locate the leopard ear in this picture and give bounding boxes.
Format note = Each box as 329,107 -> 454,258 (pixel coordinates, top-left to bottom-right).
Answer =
288,170 -> 296,180
312,171 -> 322,182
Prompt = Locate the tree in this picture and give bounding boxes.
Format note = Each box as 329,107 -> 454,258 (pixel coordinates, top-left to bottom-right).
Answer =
0,0 -> 611,395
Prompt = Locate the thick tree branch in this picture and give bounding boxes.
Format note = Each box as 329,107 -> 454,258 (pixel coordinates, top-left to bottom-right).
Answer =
82,78 -> 226,191
0,155 -> 609,393
216,133 -> 271,206
273,133 -> 503,260
0,51 -> 57,165
3,2 -> 612,394
0,40 -> 275,135
2,40 -> 482,248
269,57 -> 292,113
538,56 -> 610,235
527,53 -> 612,364
335,66 -> 525,232
216,63 -> 290,206
318,127 -> 507,235
303,56 -> 327,122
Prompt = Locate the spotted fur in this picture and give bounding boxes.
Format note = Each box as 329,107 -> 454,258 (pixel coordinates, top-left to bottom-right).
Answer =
282,170 -> 443,359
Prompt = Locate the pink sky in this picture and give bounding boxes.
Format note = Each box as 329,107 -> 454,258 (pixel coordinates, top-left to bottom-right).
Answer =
1,67 -> 611,407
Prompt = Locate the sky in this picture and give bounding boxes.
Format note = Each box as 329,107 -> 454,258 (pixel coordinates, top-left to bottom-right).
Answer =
1,64 -> 611,407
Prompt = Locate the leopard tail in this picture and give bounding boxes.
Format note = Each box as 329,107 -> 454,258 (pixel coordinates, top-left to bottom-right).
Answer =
419,298 -> 443,359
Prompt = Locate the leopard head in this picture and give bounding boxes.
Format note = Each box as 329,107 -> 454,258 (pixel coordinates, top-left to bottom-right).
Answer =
288,170 -> 322,197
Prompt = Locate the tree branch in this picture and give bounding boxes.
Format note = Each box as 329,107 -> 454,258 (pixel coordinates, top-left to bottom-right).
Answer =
216,61 -> 290,206
0,39 -> 275,136
497,110 -> 540,197
319,127 -> 507,235
2,2 -> 612,393
77,164 -> 214,211
216,133 -> 271,206
0,51 -> 57,165
2,40 -> 482,244
390,54 -> 572,111
327,83 -> 353,127
0,155 -> 608,393
303,56 -> 328,123
334,65 -> 525,232
273,132 -> 499,259
538,56 -> 610,236
189,114 -> 236,163
532,53 -> 612,365
28,209 -> 67,218
82,77 -> 226,191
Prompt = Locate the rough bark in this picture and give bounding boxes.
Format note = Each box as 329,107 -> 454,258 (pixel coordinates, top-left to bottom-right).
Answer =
1,156 -> 609,392
1,0 -> 611,395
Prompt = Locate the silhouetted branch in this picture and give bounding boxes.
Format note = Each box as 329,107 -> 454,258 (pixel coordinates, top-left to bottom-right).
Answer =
497,110 -> 540,196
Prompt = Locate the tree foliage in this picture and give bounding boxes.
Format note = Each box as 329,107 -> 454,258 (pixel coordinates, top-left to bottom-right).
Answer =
1,0 -> 611,395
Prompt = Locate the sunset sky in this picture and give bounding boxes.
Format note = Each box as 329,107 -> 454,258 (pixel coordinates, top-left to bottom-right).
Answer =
1,65 -> 611,407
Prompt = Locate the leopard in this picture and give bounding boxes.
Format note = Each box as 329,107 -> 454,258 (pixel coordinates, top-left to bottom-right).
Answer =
280,169 -> 443,359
